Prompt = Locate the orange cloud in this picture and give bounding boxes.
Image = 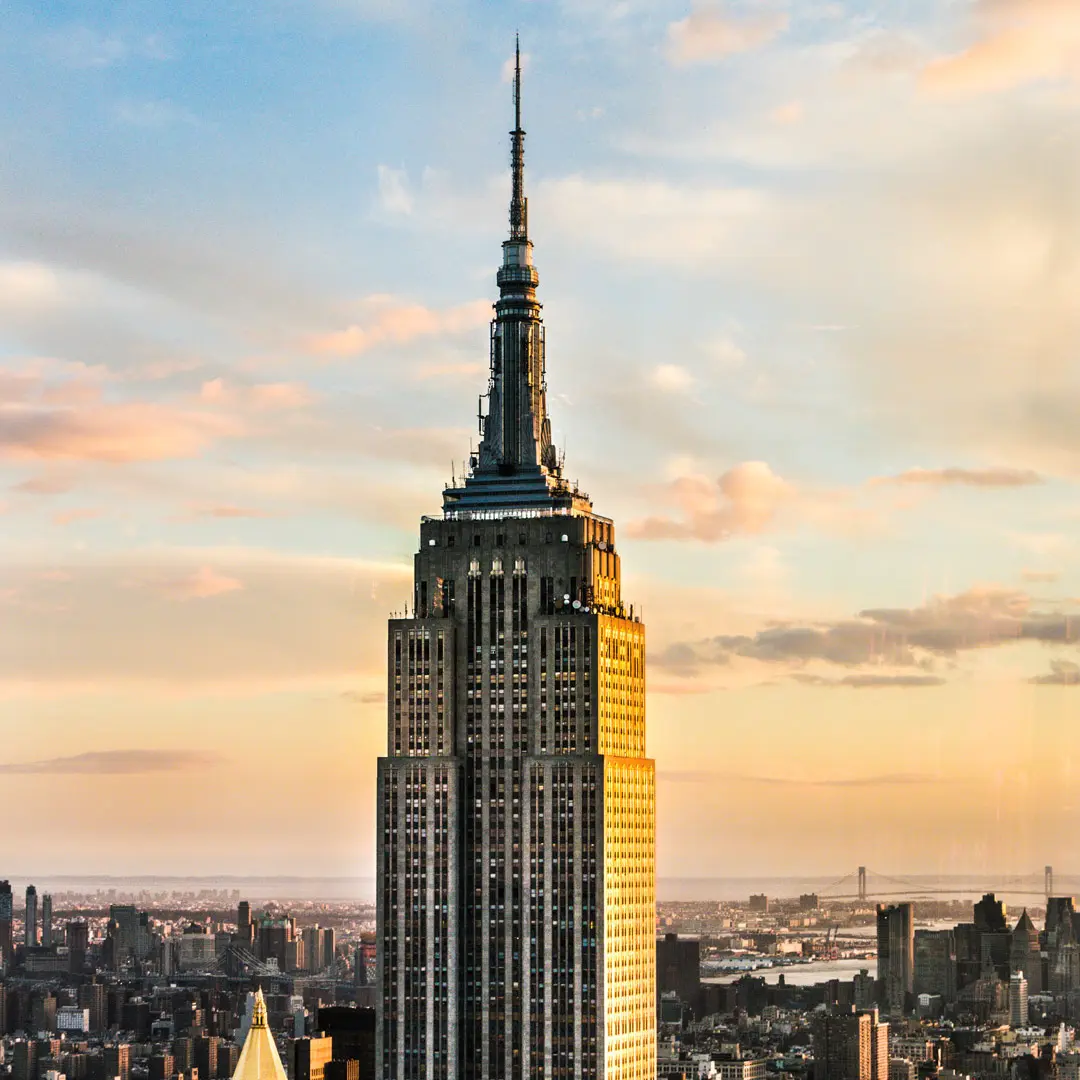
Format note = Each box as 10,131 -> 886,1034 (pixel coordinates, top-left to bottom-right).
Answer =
667,3 -> 788,67
137,565 -> 244,601
52,507 -> 103,526
922,0 -> 1080,97
0,402 -> 238,462
308,298 -> 491,358
627,461 -> 794,541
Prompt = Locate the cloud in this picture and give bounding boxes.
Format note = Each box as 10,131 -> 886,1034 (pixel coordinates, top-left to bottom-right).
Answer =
52,508 -> 103,527
626,461 -> 794,541
790,672 -> 948,689
922,0 -> 1080,98
186,506 -> 274,520
1022,569 -> 1060,583
537,176 -> 766,263
1030,659 -> 1080,685
666,3 -> 789,66
132,566 -> 244,602
660,585 -> 1079,676
376,165 -> 414,215
0,402 -> 238,462
650,364 -> 696,393
45,26 -> 170,69
0,749 -> 223,775
10,473 -> 75,495
198,378 -> 315,411
875,466 -> 1043,488
307,297 -> 491,358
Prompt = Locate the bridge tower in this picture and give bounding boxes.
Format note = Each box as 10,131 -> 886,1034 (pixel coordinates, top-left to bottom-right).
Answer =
1046,865 -> 1054,901
858,866 -> 867,902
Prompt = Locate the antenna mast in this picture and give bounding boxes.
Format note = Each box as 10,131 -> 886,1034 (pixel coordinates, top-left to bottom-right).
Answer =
509,35 -> 527,241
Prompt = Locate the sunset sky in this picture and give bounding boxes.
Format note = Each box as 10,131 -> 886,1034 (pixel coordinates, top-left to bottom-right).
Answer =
2,0 -> 1079,882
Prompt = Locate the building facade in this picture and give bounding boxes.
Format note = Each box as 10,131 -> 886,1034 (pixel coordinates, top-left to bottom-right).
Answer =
877,905 -> 914,1014
375,42 -> 656,1080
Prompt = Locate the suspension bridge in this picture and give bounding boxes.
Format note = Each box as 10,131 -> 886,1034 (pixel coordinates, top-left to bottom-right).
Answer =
806,865 -> 1065,902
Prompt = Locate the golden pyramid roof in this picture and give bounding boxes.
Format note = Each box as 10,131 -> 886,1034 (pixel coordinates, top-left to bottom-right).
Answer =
233,989 -> 288,1080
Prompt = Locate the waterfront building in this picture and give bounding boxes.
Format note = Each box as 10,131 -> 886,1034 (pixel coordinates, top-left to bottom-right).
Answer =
376,41 -> 655,1080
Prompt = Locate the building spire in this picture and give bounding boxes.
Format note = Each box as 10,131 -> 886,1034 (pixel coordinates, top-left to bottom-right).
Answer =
509,34 -> 527,241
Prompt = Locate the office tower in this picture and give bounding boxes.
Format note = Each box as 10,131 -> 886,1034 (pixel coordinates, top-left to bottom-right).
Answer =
812,1009 -> 889,1080
317,1007 -> 376,1080
974,893 -> 1007,933
1010,910 -> 1041,993
25,885 -> 38,948
748,895 -> 770,914
0,880 -> 13,962
108,905 -> 151,965
657,933 -> 702,1014
68,920 -> 89,973
321,928 -> 336,970
914,929 -> 957,1002
303,927 -> 321,972
980,931 -> 1011,982
375,41 -> 655,1080
853,970 -> 875,1010
237,902 -> 254,949
292,1037 -> 333,1080
41,895 -> 52,947
876,905 -> 914,1014
234,991 -> 287,1080
257,915 -> 291,971
325,1064 -> 360,1080
1009,972 -> 1029,1027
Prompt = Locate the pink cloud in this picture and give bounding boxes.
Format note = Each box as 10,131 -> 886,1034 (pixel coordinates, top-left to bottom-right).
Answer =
922,0 -> 1080,97
0,402 -> 238,462
666,3 -> 788,67
199,378 -> 314,410
308,298 -> 491,358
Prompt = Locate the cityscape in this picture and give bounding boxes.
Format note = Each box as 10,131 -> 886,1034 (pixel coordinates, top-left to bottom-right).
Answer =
3,3 -> 1080,1080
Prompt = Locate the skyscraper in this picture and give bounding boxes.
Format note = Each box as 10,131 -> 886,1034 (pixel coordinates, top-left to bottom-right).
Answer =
877,904 -> 914,1014
41,894 -> 53,947
376,41 -> 656,1080
1009,971 -> 1029,1028
0,880 -> 12,963
24,885 -> 38,948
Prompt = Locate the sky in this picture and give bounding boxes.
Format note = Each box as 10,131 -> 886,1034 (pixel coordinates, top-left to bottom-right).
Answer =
1,0 -> 1079,882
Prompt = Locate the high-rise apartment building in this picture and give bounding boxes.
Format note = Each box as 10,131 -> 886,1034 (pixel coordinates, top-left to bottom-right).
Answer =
812,1009 -> 889,1080
376,42 -> 656,1080
877,905 -> 914,1015
24,885 -> 38,948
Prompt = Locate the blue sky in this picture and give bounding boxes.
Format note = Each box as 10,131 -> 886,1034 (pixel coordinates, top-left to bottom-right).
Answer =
1,0 -> 1079,877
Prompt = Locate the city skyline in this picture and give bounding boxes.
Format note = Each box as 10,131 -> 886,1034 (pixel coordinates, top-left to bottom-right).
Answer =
2,1 -> 1080,878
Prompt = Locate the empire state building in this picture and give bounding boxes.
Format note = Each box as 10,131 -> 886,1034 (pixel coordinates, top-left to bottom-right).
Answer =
376,44 -> 656,1080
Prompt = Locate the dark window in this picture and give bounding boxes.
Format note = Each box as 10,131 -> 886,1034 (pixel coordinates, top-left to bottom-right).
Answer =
473,534 -> 481,547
